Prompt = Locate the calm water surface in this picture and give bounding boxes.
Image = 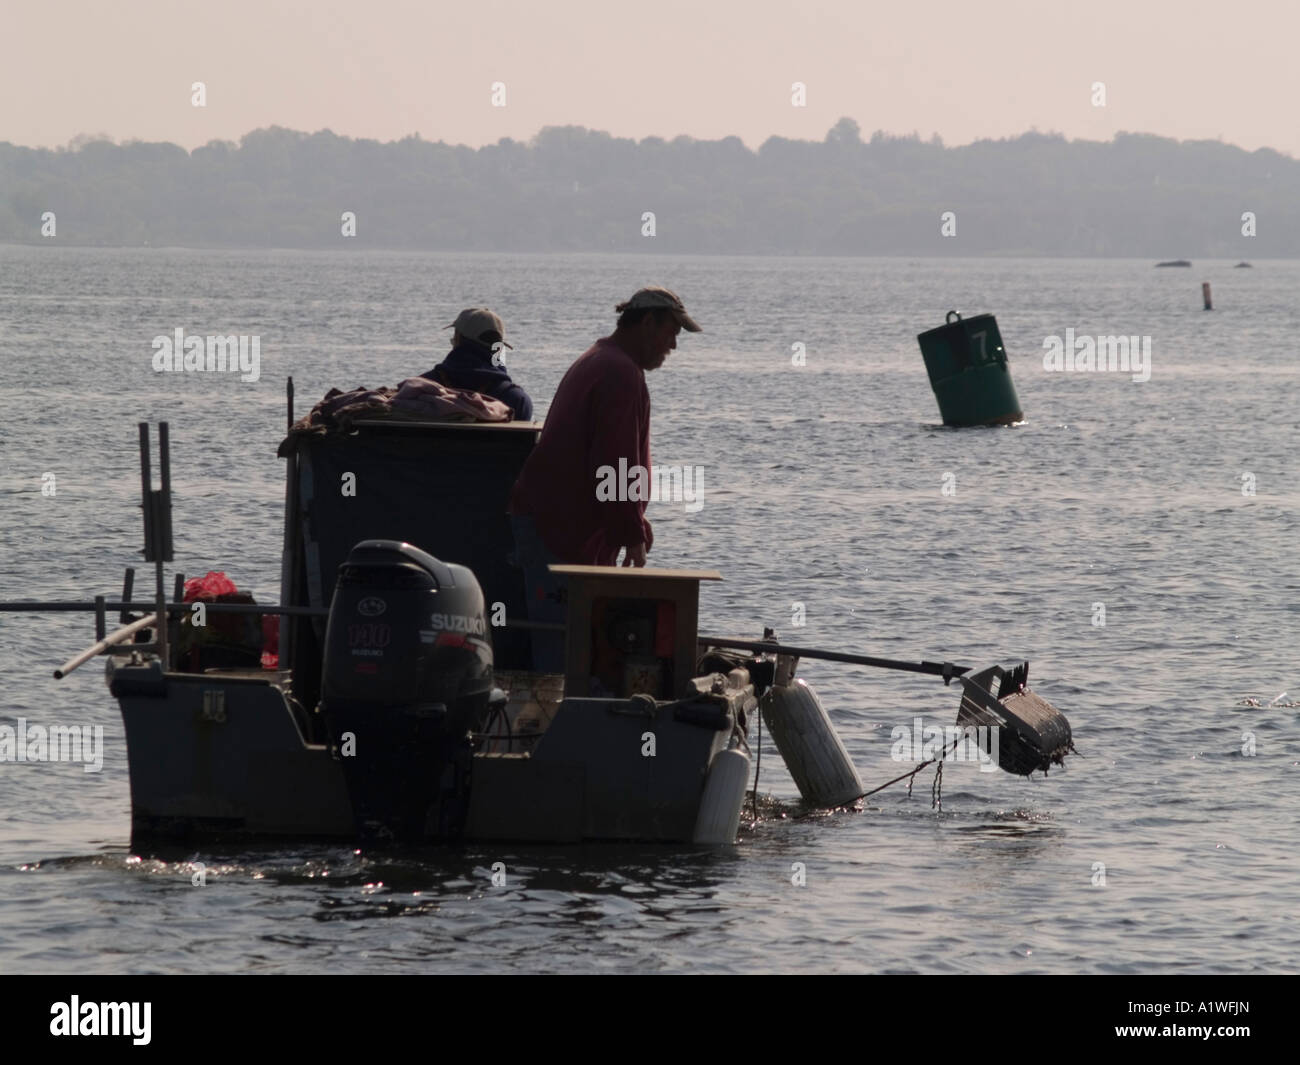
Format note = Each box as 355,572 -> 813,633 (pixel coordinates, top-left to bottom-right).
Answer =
0,248 -> 1296,973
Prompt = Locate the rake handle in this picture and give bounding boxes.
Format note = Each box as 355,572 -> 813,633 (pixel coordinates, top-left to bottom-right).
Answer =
696,634 -> 972,681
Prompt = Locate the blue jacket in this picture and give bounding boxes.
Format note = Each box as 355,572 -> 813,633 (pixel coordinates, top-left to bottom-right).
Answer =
424,341 -> 533,421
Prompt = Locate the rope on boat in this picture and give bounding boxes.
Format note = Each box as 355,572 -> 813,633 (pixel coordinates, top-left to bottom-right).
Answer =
856,735 -> 968,811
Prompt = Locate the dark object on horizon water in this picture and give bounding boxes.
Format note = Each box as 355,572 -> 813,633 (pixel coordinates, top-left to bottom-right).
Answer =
916,311 -> 1022,427
1235,261 -> 1253,268
1155,259 -> 1192,267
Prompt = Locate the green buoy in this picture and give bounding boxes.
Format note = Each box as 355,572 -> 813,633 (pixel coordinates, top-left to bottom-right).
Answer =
917,311 -> 1023,426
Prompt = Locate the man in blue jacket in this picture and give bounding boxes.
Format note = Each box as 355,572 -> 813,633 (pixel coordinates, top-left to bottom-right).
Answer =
424,308 -> 534,421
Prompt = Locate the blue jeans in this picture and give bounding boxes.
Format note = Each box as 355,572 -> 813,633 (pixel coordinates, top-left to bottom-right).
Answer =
509,514 -> 567,672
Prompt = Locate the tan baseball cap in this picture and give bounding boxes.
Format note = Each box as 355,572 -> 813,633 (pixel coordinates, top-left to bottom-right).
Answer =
617,286 -> 702,332
446,307 -> 513,349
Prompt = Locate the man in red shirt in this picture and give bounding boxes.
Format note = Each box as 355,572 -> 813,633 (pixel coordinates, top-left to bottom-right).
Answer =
509,286 -> 701,668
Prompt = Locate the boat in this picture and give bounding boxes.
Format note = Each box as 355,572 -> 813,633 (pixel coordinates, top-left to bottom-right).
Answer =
1154,259 -> 1192,267
14,380 -> 1073,850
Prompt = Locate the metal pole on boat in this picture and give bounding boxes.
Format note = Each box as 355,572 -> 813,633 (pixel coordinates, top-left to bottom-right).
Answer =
118,568 -> 135,623
53,612 -> 159,679
171,572 -> 185,659
156,424 -> 170,671
697,633 -> 972,682
0,601 -> 327,616
138,422 -> 175,672
279,376 -> 298,675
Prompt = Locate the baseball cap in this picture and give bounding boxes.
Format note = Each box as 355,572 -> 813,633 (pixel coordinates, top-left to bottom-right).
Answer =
617,286 -> 702,332
445,307 -> 513,349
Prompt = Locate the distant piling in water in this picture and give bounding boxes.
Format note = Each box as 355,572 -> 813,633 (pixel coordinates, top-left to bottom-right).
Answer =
1203,282 -> 1213,311
917,311 -> 1022,427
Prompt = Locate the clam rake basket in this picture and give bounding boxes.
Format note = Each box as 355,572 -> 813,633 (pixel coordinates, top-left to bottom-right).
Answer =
699,634 -> 1076,788
956,662 -> 1074,775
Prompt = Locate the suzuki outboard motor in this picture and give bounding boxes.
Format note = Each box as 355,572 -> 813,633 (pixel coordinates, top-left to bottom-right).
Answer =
320,540 -> 492,844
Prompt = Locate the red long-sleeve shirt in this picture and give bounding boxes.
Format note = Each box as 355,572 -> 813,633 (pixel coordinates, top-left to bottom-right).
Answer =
509,337 -> 653,565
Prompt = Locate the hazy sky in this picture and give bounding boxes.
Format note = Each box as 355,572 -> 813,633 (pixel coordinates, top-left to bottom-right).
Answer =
5,0 -> 1297,156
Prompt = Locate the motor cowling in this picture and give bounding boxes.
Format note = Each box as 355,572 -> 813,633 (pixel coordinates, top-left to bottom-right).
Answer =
320,540 -> 493,843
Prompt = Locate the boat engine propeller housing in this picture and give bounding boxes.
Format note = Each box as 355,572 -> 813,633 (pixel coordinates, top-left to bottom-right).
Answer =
320,539 -> 493,843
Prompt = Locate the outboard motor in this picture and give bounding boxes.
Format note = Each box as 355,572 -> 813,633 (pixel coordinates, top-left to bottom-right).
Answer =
320,540 -> 492,844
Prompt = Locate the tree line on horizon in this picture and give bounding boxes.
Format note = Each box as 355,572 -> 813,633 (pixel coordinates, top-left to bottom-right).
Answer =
0,118 -> 1294,257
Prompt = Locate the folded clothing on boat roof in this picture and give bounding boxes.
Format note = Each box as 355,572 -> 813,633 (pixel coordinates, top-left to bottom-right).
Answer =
277,377 -> 512,454
391,375 -> 512,420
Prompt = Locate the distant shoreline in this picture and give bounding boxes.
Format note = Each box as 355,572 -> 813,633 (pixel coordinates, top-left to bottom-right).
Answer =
1,243 -> 1293,262
5,126 -> 1295,259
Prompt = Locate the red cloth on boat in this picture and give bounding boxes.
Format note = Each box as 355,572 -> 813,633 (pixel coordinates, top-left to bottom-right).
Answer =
509,337 -> 653,565
184,571 -> 239,600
